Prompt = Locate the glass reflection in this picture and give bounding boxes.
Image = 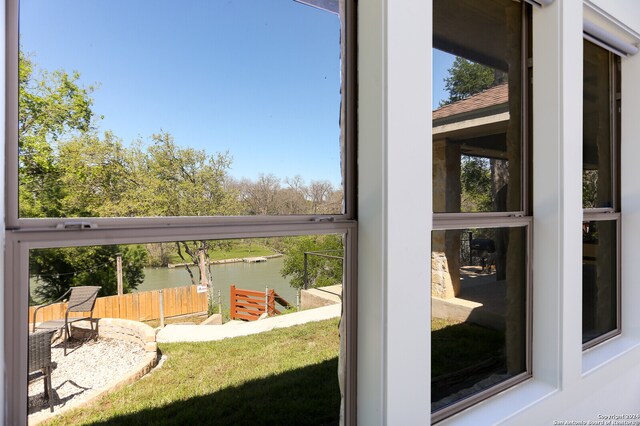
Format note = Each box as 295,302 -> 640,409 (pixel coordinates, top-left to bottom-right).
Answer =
431,226 -> 527,412
583,40 -> 614,209
432,0 -> 523,214
582,220 -> 617,344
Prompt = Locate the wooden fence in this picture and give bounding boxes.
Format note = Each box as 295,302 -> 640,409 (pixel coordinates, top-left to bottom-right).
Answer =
229,284 -> 290,321
29,285 -> 208,324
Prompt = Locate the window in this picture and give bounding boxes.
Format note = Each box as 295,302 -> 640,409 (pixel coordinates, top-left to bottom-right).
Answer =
6,0 -> 357,423
13,0 -> 353,222
431,0 -> 531,419
582,39 -> 621,348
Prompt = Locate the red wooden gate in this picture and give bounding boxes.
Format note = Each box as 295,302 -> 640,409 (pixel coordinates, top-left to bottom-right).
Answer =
229,285 -> 291,321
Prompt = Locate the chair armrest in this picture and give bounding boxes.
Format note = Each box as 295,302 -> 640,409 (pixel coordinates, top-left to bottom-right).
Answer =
32,288 -> 72,331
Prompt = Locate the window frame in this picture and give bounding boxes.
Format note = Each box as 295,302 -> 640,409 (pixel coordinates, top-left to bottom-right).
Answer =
431,1 -> 533,421
581,40 -> 622,351
6,0 -> 358,228
3,0 -> 359,424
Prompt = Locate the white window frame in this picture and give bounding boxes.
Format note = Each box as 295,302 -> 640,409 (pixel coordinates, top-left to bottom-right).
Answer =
3,0 -> 358,424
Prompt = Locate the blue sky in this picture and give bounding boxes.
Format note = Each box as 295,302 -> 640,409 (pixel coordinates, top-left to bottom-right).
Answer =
20,0 -> 342,186
433,49 -> 455,109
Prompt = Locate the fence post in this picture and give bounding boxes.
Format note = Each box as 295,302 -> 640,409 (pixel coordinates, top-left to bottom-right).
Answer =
265,287 -> 269,316
116,253 -> 123,296
230,285 -> 236,320
268,289 -> 275,316
303,253 -> 308,289
198,249 -> 209,287
159,289 -> 165,328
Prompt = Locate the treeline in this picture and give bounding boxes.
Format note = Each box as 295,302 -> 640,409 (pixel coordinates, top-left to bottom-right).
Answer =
23,54 -> 343,304
19,53 -> 341,219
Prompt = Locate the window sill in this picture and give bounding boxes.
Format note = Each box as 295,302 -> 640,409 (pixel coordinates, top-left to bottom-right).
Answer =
582,335 -> 640,376
436,379 -> 557,425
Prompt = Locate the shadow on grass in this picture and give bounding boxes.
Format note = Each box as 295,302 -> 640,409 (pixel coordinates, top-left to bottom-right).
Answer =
431,320 -> 506,402
89,357 -> 340,426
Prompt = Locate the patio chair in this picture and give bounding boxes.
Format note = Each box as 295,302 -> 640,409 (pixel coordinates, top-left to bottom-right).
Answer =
28,329 -> 56,412
32,286 -> 101,355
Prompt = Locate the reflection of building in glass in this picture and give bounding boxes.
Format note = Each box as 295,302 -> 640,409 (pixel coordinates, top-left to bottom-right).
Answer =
432,83 -> 515,298
431,81 -> 528,414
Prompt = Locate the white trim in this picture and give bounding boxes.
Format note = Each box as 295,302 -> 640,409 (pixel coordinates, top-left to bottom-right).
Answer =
584,1 -> 640,43
356,0 -> 385,423
584,19 -> 639,56
523,0 -> 554,8
384,0 -> 431,422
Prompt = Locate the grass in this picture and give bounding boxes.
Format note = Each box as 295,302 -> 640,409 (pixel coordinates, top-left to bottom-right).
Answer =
431,317 -> 504,378
167,242 -> 277,264
44,318 -> 340,426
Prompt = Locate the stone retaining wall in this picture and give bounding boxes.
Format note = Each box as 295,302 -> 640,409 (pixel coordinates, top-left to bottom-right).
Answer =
30,319 -> 158,425
71,318 -> 157,353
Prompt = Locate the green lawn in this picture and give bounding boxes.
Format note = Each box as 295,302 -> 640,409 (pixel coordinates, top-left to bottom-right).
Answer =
45,319 -> 340,426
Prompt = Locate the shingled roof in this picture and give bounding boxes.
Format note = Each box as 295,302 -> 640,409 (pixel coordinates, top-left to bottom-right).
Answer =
433,83 -> 508,120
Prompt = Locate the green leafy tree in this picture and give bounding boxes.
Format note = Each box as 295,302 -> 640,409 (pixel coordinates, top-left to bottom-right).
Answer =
441,57 -> 502,105
126,132 -> 242,217
19,52 -> 97,217
280,235 -> 343,290
583,170 -> 599,208
460,156 -> 493,212
57,131 -> 133,217
30,245 -> 147,304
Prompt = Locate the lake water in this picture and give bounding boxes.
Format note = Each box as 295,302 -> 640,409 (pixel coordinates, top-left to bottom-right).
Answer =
138,257 -> 297,310
30,257 -> 298,311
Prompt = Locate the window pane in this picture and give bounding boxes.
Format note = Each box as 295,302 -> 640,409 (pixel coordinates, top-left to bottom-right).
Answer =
583,40 -> 614,209
433,0 -> 524,213
582,220 -> 617,344
431,226 -> 527,413
28,235 -> 344,420
19,0 -> 344,218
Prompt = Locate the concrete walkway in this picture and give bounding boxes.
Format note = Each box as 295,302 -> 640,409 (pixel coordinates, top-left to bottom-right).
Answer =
156,304 -> 342,343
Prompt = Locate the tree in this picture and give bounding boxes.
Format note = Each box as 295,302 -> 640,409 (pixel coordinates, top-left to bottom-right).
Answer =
57,131 -> 242,218
460,156 -> 493,212
19,52 -> 97,217
239,173 -> 282,215
280,235 -> 343,289
30,245 -> 147,304
306,180 -> 335,214
280,175 -> 309,214
57,131 -> 133,217
133,132 -> 241,217
583,170 -> 599,208
441,57 -> 503,105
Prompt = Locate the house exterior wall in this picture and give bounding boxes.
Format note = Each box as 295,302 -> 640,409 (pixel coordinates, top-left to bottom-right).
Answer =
359,0 -> 640,424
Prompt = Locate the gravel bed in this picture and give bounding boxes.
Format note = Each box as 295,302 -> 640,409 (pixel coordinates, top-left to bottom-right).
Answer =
28,336 -> 146,419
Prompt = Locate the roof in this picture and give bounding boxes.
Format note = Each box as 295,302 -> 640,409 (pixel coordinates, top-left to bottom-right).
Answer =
433,83 -> 508,120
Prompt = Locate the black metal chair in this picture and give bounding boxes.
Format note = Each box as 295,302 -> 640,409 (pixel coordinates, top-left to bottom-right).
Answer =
28,329 -> 56,412
32,286 -> 101,355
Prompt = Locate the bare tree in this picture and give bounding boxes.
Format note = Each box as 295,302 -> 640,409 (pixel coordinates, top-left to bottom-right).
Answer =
240,173 -> 282,215
281,175 -> 309,214
306,180 -> 334,214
